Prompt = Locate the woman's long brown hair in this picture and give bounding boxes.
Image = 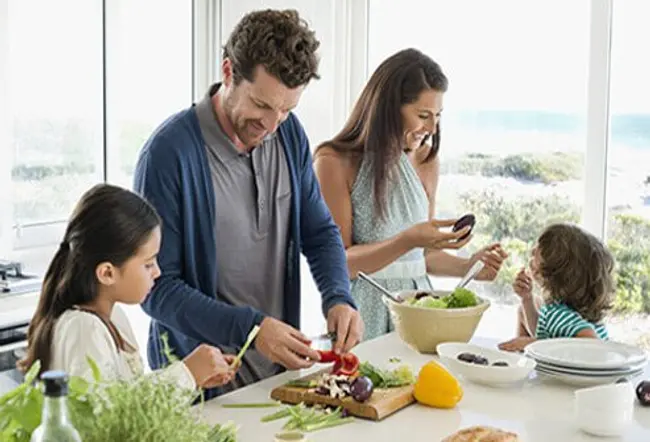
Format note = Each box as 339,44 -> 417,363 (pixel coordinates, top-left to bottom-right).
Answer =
316,48 -> 448,218
18,184 -> 160,374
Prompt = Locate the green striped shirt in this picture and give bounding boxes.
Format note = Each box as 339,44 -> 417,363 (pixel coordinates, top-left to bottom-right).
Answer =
536,302 -> 608,340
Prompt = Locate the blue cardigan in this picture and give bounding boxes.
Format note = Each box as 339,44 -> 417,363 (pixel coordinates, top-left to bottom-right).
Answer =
133,107 -> 355,399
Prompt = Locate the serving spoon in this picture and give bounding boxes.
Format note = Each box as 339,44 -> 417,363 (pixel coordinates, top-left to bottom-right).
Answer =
455,260 -> 485,290
357,271 -> 402,303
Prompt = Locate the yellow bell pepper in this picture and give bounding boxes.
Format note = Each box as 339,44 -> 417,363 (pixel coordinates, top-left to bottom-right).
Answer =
413,360 -> 463,409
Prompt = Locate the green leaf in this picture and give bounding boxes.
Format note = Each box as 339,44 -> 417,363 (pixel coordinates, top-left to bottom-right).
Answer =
68,376 -> 89,395
86,356 -> 102,383
9,386 -> 42,432
0,383 -> 27,407
23,360 -> 41,385
161,332 -> 180,364
0,412 -> 12,431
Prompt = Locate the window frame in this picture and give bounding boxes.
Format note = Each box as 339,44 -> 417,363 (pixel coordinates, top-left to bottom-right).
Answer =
3,0 -> 203,252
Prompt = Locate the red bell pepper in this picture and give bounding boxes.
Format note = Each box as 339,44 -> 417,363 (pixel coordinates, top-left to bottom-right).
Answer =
317,350 -> 339,363
337,353 -> 360,376
316,350 -> 360,376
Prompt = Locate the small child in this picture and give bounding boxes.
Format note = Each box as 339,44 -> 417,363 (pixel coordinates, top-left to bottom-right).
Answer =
20,184 -> 238,389
499,223 -> 615,352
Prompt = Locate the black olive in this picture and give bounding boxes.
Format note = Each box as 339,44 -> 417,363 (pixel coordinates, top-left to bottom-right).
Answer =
492,361 -> 509,367
636,380 -> 650,406
457,352 -> 477,363
474,356 -> 489,365
452,214 -> 476,240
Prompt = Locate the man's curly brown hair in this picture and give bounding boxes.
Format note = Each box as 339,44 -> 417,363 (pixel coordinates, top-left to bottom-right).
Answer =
223,9 -> 320,89
537,223 -> 615,323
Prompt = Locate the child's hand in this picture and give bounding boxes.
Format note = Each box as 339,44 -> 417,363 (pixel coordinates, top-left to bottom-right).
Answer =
202,355 -> 241,388
513,267 -> 533,300
183,344 -> 237,388
498,336 -> 536,353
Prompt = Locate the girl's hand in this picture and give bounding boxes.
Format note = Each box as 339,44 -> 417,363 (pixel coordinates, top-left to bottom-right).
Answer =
183,344 -> 237,388
498,336 -> 536,352
513,267 -> 533,301
201,354 -> 241,388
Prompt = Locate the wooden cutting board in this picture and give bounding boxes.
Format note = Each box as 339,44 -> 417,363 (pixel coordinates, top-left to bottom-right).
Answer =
270,370 -> 415,421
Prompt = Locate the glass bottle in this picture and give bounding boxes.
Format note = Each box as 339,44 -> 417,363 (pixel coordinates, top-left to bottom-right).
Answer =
30,370 -> 82,442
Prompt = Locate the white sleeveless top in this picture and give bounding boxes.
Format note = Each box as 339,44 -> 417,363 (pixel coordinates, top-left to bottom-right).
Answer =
50,306 -> 195,390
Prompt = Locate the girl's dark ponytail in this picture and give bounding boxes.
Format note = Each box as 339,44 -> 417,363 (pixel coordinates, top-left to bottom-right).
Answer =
18,242 -> 74,373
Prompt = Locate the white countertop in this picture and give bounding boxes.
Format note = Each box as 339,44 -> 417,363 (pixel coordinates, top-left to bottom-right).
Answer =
202,333 -> 650,442
0,292 -> 39,329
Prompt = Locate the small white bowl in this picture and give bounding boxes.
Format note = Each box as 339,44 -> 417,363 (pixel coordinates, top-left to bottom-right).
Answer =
575,404 -> 632,437
574,383 -> 634,437
436,342 -> 536,386
575,382 -> 634,410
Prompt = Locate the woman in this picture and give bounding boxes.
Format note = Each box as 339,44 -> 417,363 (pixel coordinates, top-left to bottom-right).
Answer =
314,48 -> 508,340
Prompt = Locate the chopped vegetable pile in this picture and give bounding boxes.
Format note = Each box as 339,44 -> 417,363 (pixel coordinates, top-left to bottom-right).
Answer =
358,362 -> 416,388
285,357 -> 415,405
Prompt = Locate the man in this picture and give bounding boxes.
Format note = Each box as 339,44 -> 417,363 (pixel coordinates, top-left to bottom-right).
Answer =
133,9 -> 363,399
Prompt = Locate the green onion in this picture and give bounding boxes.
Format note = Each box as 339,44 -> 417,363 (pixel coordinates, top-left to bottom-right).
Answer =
261,407 -> 293,422
231,325 -> 260,369
303,417 -> 355,432
285,379 -> 318,388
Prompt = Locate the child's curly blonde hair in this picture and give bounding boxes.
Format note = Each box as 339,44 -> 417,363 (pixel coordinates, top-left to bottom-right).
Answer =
536,223 -> 615,323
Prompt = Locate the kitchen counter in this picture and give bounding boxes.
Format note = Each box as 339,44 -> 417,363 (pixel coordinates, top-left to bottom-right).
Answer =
202,333 -> 650,442
0,291 -> 39,329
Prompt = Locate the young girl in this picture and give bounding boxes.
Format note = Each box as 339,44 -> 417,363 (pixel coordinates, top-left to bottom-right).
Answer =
499,223 -> 615,352
20,184 -> 237,389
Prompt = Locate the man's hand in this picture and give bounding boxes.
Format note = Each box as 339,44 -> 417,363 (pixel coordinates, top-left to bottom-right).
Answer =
498,336 -> 536,353
254,317 -> 321,370
469,243 -> 508,281
327,304 -> 364,354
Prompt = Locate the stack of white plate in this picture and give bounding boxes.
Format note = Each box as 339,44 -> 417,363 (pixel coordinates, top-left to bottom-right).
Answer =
524,338 -> 648,387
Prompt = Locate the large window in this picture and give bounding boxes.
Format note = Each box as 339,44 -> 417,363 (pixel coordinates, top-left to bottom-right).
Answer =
105,0 -> 192,188
606,0 -> 650,349
9,0 -> 104,242
369,0 -> 591,340
2,0 -> 193,275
